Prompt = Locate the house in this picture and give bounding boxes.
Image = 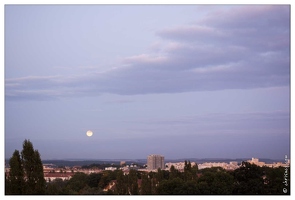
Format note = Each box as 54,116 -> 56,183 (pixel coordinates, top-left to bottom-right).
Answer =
44,172 -> 74,182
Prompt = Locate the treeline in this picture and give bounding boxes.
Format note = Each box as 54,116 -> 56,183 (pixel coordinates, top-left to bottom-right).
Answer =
5,140 -> 290,195
81,163 -> 139,170
81,163 -> 119,169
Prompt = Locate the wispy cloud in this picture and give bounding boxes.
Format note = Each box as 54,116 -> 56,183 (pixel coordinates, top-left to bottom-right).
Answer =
5,5 -> 290,101
136,110 -> 290,136
104,99 -> 135,104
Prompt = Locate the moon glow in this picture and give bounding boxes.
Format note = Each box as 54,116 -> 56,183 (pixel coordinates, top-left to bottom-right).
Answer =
86,130 -> 93,137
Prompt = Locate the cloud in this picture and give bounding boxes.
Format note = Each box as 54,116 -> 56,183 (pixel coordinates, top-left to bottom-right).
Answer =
158,5 -> 289,52
104,99 -> 135,104
5,5 -> 290,100
123,54 -> 168,64
138,110 -> 290,136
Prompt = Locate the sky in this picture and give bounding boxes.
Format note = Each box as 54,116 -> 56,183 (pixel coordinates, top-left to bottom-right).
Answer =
4,4 -> 290,160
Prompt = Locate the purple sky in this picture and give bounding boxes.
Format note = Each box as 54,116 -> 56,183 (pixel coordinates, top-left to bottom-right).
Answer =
5,5 -> 290,160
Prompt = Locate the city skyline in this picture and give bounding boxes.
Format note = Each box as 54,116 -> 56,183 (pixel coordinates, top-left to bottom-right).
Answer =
5,4 -> 290,160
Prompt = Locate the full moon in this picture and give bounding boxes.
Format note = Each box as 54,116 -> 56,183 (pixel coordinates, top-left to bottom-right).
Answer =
86,130 -> 93,137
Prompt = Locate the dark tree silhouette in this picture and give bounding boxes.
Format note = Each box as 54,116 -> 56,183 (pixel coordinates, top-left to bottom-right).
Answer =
7,150 -> 25,194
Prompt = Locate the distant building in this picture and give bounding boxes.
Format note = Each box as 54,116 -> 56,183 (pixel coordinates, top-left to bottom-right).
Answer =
198,161 -> 239,170
166,162 -> 197,172
229,161 -> 238,166
120,161 -> 126,166
105,167 -> 117,171
247,158 -> 266,167
147,154 -> 165,170
44,172 -> 74,182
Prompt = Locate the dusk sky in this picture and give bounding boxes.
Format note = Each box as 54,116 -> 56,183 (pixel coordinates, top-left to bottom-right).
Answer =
4,4 -> 290,160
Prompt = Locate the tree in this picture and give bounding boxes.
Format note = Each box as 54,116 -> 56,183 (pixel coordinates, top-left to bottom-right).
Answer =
197,168 -> 234,194
98,171 -> 113,189
115,170 -> 127,194
191,164 -> 198,180
184,160 -> 191,172
147,171 -> 158,194
45,178 -> 69,195
21,139 -> 46,194
232,162 -> 265,194
128,169 -> 139,195
169,165 -> 180,180
66,172 -> 88,194
6,140 -> 45,195
157,177 -> 184,194
79,185 -> 104,195
184,160 -> 198,181
5,172 -> 10,194
87,173 -> 102,188
262,166 -> 289,195
6,150 -> 24,194
155,168 -> 169,182
140,173 -> 152,194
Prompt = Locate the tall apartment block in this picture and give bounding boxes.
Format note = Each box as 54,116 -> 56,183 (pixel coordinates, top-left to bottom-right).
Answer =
147,154 -> 165,170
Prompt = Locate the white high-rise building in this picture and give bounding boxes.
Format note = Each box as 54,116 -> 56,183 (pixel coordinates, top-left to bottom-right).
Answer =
147,154 -> 165,170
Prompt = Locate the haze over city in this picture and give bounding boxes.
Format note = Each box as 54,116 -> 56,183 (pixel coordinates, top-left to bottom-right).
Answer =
5,4 -> 290,160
